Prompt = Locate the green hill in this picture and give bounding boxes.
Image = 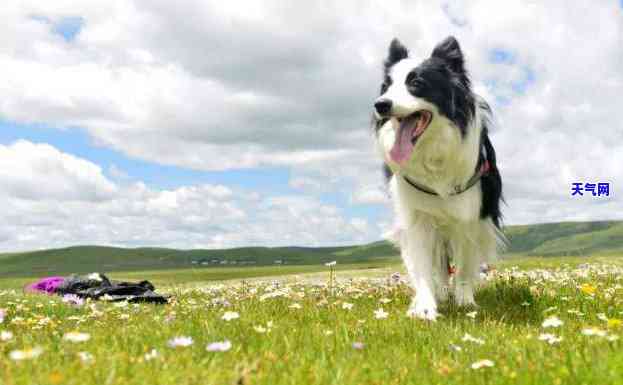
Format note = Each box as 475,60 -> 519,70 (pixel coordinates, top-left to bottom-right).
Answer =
1,220 -> 621,277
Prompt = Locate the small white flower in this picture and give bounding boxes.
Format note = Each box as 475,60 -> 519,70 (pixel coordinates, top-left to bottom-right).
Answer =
324,330 -> 334,336
471,359 -> 494,369
325,261 -> 337,267
63,332 -> 91,343
449,343 -> 462,352
597,313 -> 609,322
288,303 -> 302,309
466,311 -> 477,319
253,325 -> 267,334
77,351 -> 94,363
462,333 -> 485,345
9,347 -> 43,361
168,336 -> 193,347
0,308 -> 5,323
606,335 -> 620,342
521,301 -> 531,307
1,330 -> 14,341
374,308 -> 388,319
542,316 -> 564,328
581,328 -> 607,337
538,333 -> 563,345
206,340 -> 232,352
62,294 -> 85,307
341,302 -> 354,310
144,349 -> 159,361
222,311 -> 240,321
379,298 -> 392,304
352,342 -> 365,350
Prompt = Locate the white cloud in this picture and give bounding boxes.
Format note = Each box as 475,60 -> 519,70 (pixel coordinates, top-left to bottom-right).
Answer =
0,141 -> 377,251
0,0 -> 621,244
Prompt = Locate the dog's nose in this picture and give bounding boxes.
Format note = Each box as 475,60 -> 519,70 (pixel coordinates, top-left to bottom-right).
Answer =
374,99 -> 393,116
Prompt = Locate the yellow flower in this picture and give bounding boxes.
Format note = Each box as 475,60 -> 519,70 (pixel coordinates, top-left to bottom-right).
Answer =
580,284 -> 596,295
607,318 -> 622,328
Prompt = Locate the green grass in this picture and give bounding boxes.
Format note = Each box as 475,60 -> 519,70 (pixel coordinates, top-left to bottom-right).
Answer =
1,257 -> 623,385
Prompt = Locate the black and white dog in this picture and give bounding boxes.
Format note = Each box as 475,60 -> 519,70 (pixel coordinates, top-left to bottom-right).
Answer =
373,36 -> 504,320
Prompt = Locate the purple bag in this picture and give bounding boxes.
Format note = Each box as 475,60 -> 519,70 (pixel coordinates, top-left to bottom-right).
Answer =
24,276 -> 66,294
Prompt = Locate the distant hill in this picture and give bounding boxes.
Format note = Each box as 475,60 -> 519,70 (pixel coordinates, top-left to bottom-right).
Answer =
1,220 -> 621,277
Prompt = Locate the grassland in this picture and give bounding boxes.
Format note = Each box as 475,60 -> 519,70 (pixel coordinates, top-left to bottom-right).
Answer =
1,257 -> 623,385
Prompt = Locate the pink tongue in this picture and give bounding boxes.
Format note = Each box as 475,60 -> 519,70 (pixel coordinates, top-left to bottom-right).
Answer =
389,116 -> 418,165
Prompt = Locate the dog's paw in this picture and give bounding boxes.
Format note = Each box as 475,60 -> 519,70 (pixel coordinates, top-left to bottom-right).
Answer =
454,284 -> 477,307
407,302 -> 439,321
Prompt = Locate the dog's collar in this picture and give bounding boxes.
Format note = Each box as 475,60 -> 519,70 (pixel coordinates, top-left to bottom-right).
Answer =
403,159 -> 490,196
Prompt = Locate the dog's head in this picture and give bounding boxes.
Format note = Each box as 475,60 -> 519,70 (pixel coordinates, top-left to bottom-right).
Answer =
374,36 -> 475,168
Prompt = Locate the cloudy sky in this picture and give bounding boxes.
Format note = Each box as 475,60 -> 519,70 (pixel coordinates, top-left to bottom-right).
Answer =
1,1 -> 622,251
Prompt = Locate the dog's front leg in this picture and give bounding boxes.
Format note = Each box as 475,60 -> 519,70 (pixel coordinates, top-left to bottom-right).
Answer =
453,240 -> 479,307
401,221 -> 438,321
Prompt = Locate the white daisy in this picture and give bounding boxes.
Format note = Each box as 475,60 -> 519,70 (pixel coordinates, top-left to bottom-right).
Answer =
222,311 -> 240,321
542,316 -> 563,328
471,359 -> 494,369
167,336 -> 193,347
206,340 -> 232,352
63,332 -> 91,343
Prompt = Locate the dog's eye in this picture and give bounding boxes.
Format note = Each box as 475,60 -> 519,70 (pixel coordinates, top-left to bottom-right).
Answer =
406,72 -> 422,87
380,82 -> 389,94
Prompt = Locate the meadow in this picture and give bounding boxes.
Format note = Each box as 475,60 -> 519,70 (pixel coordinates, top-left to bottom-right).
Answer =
1,256 -> 623,385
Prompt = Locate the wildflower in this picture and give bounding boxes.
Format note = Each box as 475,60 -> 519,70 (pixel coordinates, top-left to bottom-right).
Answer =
374,308 -> 388,319
466,311 -> 477,319
521,301 -> 531,307
62,294 -> 84,307
581,328 -> 607,337
471,359 -> 494,369
597,313 -> 608,322
538,333 -> 563,345
449,343 -> 462,352
222,311 -> 240,321
462,333 -> 485,345
168,336 -> 193,347
1,330 -> 13,341
144,349 -> 159,361
607,319 -> 622,328
352,342 -> 365,350
341,302 -> 354,310
288,303 -> 302,309
542,316 -> 563,328
77,351 -> 94,363
567,309 -> 585,316
63,332 -> 91,343
379,298 -> 392,304
580,284 -> 596,295
206,340 -> 232,352
9,347 -> 43,361
253,325 -> 267,334
0,308 -> 5,323
325,261 -> 337,267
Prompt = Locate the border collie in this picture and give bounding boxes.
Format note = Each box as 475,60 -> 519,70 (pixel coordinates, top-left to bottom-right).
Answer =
373,36 -> 504,320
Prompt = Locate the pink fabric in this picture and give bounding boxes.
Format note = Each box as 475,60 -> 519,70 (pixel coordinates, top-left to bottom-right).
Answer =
24,276 -> 65,294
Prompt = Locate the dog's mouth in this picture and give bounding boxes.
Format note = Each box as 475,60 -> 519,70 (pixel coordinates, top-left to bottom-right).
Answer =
389,110 -> 432,165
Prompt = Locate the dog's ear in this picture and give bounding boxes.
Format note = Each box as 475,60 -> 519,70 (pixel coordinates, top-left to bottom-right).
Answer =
431,36 -> 465,74
384,38 -> 408,70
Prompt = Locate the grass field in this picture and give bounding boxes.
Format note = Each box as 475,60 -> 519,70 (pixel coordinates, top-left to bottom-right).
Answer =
1,257 -> 623,385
